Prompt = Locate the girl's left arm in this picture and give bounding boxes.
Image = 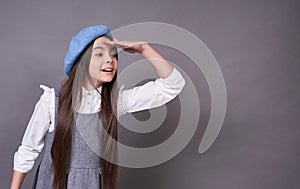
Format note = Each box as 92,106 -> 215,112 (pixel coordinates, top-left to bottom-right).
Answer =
107,40 -> 186,117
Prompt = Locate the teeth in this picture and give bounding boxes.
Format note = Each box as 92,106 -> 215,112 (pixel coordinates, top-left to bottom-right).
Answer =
103,68 -> 112,72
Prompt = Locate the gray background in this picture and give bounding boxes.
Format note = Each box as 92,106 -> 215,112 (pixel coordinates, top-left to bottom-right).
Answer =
1,0 -> 299,188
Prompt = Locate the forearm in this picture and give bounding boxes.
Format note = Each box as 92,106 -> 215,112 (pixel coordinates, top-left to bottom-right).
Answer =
140,43 -> 174,78
10,171 -> 26,189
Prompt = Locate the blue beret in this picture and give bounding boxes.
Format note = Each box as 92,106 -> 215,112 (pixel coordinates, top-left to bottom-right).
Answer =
64,25 -> 113,76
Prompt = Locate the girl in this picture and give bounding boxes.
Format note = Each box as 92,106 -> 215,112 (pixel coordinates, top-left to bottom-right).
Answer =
10,25 -> 185,189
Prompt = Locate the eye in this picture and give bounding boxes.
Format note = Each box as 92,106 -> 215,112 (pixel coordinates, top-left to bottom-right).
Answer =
95,53 -> 103,57
110,49 -> 117,57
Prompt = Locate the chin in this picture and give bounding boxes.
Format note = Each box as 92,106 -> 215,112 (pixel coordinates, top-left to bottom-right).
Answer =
101,79 -> 114,84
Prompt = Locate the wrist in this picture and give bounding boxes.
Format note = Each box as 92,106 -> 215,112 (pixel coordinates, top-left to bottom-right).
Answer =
140,42 -> 151,55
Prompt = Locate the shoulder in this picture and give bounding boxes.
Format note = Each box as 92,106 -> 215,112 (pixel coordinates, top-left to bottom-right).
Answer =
39,84 -> 59,110
39,84 -> 59,98
39,84 -> 58,132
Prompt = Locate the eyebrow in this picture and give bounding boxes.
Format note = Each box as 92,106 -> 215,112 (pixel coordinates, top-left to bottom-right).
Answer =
93,46 -> 105,51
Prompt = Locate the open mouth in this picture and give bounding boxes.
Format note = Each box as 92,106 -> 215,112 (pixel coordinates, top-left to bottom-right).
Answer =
101,68 -> 113,72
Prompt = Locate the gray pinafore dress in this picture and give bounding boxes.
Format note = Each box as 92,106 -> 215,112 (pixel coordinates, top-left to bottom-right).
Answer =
33,93 -> 103,189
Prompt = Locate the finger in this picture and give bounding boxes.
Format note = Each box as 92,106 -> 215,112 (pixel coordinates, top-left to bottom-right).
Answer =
103,41 -> 118,47
105,42 -> 126,49
103,40 -> 114,45
113,41 -> 128,48
113,40 -> 124,45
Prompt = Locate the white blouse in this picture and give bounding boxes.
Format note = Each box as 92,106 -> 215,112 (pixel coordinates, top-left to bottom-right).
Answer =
13,67 -> 185,173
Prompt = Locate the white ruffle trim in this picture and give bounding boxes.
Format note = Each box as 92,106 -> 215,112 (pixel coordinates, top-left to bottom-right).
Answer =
39,84 -> 56,132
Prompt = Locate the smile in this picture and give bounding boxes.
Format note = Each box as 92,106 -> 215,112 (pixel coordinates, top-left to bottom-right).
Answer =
101,68 -> 113,72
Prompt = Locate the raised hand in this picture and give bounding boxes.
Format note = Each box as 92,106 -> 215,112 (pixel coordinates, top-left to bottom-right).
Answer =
104,38 -> 147,54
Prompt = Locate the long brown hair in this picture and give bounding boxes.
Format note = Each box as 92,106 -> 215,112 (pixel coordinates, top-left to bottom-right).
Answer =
51,34 -> 120,189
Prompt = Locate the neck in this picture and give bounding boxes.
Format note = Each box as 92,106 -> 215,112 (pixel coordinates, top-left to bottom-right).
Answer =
83,81 -> 102,91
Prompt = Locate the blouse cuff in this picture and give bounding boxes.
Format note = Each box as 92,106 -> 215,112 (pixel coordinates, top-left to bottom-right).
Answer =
13,147 -> 37,173
13,167 -> 29,173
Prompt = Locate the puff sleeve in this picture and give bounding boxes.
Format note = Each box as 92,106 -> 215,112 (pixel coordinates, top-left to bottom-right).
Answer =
117,67 -> 185,117
13,85 -> 55,173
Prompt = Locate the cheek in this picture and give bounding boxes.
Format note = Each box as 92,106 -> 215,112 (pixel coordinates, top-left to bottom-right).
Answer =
89,60 -> 100,76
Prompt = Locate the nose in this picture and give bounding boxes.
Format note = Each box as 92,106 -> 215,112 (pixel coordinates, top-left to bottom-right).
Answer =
106,57 -> 112,64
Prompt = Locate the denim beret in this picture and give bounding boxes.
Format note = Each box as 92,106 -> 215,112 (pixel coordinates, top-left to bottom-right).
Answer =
64,25 -> 112,76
